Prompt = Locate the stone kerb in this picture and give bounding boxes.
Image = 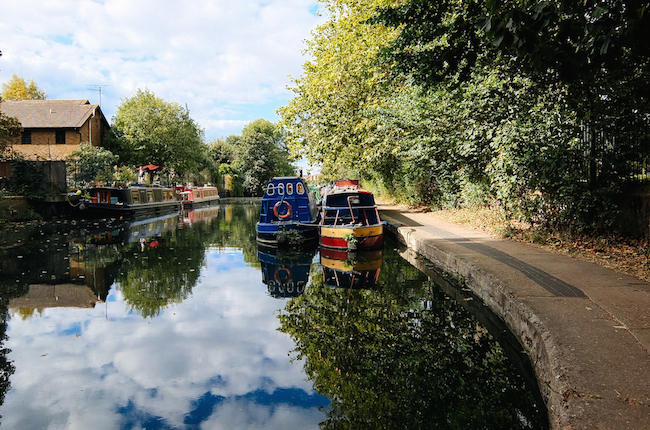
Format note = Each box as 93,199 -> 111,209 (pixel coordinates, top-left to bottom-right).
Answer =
384,221 -> 568,429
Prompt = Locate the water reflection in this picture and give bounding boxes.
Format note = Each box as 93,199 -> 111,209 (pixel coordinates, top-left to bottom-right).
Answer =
1,202 -> 329,429
257,243 -> 318,299
0,203 -> 547,429
279,244 -> 547,429
320,248 -> 383,290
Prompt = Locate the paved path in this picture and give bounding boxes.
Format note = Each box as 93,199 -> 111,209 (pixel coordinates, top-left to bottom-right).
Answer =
379,205 -> 650,430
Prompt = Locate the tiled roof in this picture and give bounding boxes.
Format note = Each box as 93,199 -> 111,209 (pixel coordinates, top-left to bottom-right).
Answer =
0,99 -> 100,128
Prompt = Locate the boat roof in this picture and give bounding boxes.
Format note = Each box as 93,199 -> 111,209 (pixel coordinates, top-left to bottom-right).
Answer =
268,176 -> 307,183
87,184 -> 175,190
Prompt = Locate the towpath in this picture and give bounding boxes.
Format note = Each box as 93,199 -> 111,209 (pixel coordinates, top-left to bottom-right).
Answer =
379,204 -> 650,430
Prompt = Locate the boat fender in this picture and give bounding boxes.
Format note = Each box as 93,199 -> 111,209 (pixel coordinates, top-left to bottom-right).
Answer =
274,267 -> 292,284
273,201 -> 292,219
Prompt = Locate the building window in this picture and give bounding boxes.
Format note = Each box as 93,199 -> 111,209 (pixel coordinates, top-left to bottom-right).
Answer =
56,130 -> 65,145
21,130 -> 31,145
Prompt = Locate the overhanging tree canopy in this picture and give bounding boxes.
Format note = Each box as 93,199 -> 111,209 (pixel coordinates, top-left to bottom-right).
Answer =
110,89 -> 205,176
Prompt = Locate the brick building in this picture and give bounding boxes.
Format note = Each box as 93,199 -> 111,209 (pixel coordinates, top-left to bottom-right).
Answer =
0,99 -> 110,160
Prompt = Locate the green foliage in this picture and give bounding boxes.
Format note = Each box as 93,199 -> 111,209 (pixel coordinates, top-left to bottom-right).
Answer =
232,119 -> 295,196
110,89 -> 206,177
280,0 -> 650,234
114,165 -> 138,185
67,143 -> 119,187
0,105 -> 22,155
0,74 -> 47,100
279,0 -> 402,177
8,155 -> 46,199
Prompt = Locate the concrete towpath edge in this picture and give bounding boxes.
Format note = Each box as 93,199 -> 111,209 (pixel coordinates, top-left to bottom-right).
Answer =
379,205 -> 650,430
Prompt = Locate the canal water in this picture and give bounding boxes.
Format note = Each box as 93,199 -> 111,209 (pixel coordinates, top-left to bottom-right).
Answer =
0,203 -> 548,429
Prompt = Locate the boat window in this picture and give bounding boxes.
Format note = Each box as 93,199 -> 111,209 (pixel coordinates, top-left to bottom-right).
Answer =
100,191 -> 114,203
297,183 -> 305,195
277,184 -> 284,195
194,191 -> 200,199
287,183 -> 294,195
147,191 -> 155,202
131,191 -> 140,203
267,184 -> 274,196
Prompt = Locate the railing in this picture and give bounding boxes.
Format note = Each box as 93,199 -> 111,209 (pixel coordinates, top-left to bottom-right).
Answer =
578,115 -> 650,184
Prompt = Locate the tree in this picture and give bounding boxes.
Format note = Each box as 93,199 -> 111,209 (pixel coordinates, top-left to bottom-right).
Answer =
110,89 -> 206,177
1,74 -> 46,100
375,0 -> 650,231
0,107 -> 22,155
233,119 -> 295,196
207,136 -> 239,165
278,0 -> 403,177
378,0 -> 650,117
67,144 -> 119,187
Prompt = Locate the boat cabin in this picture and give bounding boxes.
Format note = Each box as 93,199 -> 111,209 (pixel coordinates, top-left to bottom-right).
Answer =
321,190 -> 381,227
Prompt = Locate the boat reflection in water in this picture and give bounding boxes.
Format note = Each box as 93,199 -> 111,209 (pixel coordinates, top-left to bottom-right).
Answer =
321,247 -> 383,290
179,206 -> 221,227
257,243 -> 318,298
76,212 -> 179,248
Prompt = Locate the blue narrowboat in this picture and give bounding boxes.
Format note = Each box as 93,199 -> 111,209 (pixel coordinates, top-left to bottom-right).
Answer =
256,177 -> 319,246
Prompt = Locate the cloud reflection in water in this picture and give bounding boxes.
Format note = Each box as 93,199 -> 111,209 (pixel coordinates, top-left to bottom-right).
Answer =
3,250 -> 328,429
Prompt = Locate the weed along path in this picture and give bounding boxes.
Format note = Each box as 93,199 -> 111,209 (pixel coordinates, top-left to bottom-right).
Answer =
379,204 -> 650,430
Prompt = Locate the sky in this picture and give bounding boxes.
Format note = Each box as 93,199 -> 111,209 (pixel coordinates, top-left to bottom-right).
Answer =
0,0 -> 325,141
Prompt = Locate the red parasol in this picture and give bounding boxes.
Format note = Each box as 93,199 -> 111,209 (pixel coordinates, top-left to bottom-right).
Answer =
138,164 -> 160,171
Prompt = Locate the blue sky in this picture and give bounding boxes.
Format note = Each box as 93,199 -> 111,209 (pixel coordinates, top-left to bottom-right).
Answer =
0,0 -> 325,141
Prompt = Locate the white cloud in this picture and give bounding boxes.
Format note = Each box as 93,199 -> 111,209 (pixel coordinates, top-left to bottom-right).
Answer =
0,0 -> 324,139
2,250 -> 325,429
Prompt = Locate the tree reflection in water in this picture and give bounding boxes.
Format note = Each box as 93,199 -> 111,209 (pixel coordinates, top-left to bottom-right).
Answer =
279,245 -> 547,430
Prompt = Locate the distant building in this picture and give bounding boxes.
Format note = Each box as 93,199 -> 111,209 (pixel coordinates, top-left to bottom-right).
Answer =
0,99 -> 110,160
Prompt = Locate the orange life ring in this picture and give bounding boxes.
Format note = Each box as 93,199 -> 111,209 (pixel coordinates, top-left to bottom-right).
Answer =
274,267 -> 292,283
273,201 -> 292,219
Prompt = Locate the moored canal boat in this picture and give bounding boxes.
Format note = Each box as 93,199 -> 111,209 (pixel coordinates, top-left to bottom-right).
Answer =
175,184 -> 220,208
78,185 -> 180,219
319,180 -> 383,250
256,177 -> 320,246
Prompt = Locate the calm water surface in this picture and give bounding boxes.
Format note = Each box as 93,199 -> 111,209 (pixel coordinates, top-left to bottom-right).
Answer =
0,203 -> 547,429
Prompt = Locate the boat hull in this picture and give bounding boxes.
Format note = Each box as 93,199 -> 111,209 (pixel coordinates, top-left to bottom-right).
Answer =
256,222 -> 319,246
176,185 -> 221,209
320,224 -> 383,250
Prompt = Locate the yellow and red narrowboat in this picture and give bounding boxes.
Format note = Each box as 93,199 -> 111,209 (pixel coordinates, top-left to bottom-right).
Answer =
319,180 -> 383,250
